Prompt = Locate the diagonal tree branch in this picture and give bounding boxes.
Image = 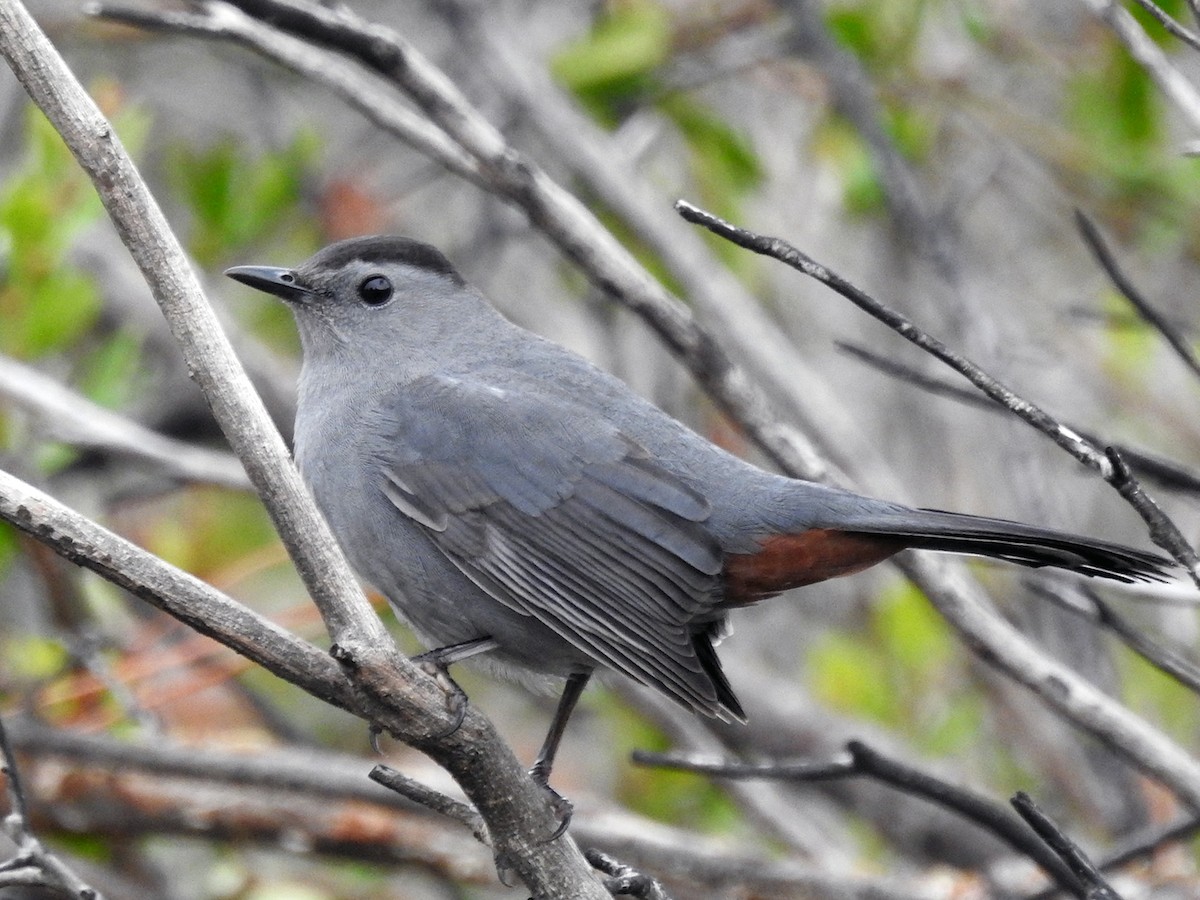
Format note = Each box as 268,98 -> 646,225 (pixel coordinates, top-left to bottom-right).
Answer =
1074,210 -> 1200,383
0,5 -> 609,896
0,353 -> 251,491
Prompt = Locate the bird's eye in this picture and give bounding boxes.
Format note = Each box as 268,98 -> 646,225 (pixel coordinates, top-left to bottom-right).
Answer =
358,275 -> 393,306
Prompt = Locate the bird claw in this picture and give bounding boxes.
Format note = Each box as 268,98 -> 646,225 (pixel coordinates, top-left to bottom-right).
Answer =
413,654 -> 469,739
530,764 -> 573,842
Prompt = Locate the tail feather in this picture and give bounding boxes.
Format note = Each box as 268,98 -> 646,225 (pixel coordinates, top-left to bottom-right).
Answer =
844,507 -> 1171,584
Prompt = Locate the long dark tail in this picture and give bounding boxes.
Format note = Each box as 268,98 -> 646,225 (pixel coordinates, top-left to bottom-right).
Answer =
844,507 -> 1171,584
724,504 -> 1172,607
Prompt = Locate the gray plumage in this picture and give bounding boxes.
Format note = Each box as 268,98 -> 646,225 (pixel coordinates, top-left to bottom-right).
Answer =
226,235 -> 1171,723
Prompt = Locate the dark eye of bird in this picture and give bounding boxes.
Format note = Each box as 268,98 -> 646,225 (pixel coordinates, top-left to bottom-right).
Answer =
358,275 -> 393,306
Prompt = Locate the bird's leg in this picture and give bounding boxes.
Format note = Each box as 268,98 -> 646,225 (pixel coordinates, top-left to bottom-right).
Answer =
530,670 -> 591,840
411,636 -> 498,739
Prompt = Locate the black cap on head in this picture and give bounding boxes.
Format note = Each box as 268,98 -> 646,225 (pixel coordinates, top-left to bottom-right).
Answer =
305,235 -> 465,286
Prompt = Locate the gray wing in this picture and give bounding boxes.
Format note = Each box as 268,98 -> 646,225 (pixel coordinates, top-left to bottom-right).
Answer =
377,375 -> 732,716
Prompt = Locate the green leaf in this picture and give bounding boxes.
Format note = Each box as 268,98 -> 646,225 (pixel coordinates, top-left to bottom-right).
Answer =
1100,289 -> 1158,382
873,580 -> 951,675
826,0 -> 927,72
551,0 -> 672,122
808,630 -> 897,723
813,118 -> 885,215
601,694 -> 742,828
169,131 -> 320,267
659,93 -> 763,219
0,106 -> 106,360
22,267 -> 100,357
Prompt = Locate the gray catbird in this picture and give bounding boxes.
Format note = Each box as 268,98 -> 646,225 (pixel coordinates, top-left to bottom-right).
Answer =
226,235 -> 1170,793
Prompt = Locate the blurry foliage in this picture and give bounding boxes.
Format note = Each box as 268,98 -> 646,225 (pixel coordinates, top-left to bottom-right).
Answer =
826,0 -> 926,74
0,103 -> 310,743
1119,637 -> 1199,744
821,0 -> 935,214
806,580 -> 985,757
0,99 -> 153,580
1099,290 -> 1160,385
2,633 -> 68,683
168,130 -> 322,269
0,106 -> 105,360
137,487 -> 279,579
552,0 -> 672,124
168,131 -> 322,353
601,693 -> 743,830
552,0 -> 762,228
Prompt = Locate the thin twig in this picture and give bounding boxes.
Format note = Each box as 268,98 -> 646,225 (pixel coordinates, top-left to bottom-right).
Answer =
87,1 -> 485,186
369,764 -> 488,843
836,341 -> 1200,498
1012,793 -> 1123,900
1128,0 -> 1200,53
1076,0 -> 1200,133
677,202 -> 1106,470
1027,813 -> 1200,898
0,716 -> 102,899
634,741 -> 1084,896
677,201 -> 1200,583
1091,812 -> 1200,876
1025,580 -> 1200,694
1074,211 -> 1200,382
1104,446 -> 1200,578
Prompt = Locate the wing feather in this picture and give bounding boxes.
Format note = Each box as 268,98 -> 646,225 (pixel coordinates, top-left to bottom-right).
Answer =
378,375 -> 728,715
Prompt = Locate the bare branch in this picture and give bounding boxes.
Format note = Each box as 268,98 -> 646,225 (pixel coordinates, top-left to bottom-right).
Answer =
88,1 -> 486,186
1026,580 -> 1200,694
1076,0 -> 1200,135
1011,792 -> 1122,900
370,764 -> 488,842
0,353 -> 251,491
677,201 -> 1200,582
635,741 -> 1083,897
1128,0 -> 1200,53
0,716 -> 103,900
1074,211 -> 1200,383
836,341 -> 1200,499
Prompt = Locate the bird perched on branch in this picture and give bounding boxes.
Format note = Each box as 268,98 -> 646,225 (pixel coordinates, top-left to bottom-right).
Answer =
227,235 -> 1170,810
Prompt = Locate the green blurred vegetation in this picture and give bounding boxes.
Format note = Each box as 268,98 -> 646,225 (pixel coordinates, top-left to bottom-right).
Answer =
0,101 -> 317,719
552,0 -> 763,233
167,130 -> 321,269
599,692 -> 744,831
806,580 -> 985,758
0,106 -> 106,360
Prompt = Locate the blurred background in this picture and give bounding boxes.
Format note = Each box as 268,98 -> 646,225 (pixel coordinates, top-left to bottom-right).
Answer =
2,0 -> 1200,897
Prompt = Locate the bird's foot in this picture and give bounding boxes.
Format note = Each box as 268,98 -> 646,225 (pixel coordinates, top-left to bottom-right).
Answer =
530,762 -> 573,842
410,637 -> 496,740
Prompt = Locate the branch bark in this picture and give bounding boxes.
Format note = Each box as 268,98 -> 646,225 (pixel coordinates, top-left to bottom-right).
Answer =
0,4 -> 608,895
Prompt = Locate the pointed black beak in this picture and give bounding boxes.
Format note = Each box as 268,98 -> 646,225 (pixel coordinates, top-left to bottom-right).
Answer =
224,265 -> 313,302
